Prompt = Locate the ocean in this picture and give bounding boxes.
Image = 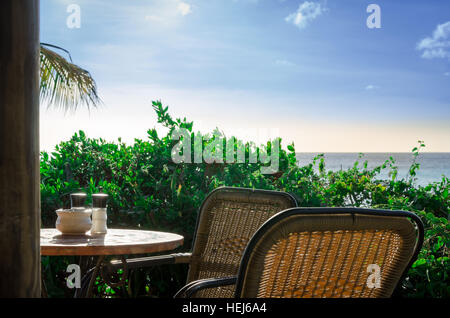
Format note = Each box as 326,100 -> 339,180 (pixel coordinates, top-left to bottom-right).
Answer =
296,153 -> 450,186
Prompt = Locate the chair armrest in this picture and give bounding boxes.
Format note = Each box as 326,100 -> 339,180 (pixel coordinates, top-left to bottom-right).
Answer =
108,253 -> 192,270
174,276 -> 237,298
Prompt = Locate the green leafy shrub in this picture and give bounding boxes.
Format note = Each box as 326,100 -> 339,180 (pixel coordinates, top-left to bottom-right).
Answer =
41,101 -> 449,298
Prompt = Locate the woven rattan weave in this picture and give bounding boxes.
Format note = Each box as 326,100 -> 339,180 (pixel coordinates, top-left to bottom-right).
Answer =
235,208 -> 423,298
185,187 -> 297,297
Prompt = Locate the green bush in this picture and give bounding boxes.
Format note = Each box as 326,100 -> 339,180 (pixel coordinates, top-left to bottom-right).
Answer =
41,101 -> 449,298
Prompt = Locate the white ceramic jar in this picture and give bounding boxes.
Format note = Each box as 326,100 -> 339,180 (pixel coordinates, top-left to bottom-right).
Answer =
55,208 -> 92,235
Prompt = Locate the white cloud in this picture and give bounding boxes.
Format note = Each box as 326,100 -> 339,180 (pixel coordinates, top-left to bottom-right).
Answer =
285,1 -> 326,30
365,85 -> 380,90
178,2 -> 192,16
417,21 -> 450,60
142,1 -> 192,27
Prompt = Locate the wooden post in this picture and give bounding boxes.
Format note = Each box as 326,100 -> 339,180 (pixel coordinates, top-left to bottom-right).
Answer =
0,0 -> 41,297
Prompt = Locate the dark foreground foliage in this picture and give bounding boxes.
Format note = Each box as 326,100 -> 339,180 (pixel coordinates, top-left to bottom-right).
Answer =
41,101 -> 449,298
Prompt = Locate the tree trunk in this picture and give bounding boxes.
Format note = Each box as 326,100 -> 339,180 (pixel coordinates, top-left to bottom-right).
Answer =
0,0 -> 40,297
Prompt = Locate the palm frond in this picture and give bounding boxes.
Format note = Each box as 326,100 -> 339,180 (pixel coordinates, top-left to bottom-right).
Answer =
40,44 -> 101,111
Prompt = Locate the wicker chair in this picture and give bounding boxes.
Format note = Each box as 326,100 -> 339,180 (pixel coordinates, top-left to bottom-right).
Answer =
108,187 -> 297,298
182,207 -> 424,298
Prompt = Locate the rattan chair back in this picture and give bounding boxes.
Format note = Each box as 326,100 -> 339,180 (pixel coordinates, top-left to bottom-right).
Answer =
186,187 -> 297,297
235,207 -> 424,298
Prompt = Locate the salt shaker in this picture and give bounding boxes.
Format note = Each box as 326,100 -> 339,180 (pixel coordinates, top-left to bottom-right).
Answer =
91,192 -> 108,234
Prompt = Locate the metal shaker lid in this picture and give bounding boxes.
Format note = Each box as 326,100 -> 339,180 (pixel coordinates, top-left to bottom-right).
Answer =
70,192 -> 87,208
92,193 -> 108,208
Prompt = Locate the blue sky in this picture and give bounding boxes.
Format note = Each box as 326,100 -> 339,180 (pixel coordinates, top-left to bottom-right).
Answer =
40,0 -> 450,152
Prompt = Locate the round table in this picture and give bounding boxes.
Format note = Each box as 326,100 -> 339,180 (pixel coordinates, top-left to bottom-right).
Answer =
40,228 -> 184,297
41,228 -> 184,256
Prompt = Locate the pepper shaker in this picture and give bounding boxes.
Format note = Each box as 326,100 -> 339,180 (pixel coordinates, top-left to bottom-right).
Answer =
70,192 -> 87,209
91,192 -> 108,234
